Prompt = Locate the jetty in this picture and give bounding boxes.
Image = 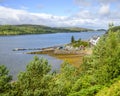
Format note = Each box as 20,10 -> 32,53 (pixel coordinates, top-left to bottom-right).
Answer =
12,48 -> 41,51
12,44 -> 64,51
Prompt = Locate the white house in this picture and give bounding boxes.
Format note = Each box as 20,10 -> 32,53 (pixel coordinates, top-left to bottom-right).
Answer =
89,36 -> 100,46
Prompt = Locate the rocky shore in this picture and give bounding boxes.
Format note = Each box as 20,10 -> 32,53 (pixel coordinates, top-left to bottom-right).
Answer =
27,45 -> 92,67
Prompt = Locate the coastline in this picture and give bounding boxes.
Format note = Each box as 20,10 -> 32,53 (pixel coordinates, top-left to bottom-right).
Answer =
27,46 -> 92,67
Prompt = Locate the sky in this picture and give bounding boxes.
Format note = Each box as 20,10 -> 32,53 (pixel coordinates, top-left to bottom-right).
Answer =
0,0 -> 120,29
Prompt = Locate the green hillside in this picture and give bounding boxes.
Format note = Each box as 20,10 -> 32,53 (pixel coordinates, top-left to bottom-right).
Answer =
0,24 -> 94,35
64,27 -> 94,32
109,26 -> 120,32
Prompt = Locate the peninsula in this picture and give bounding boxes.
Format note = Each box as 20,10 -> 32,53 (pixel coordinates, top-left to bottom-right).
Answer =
27,38 -> 92,67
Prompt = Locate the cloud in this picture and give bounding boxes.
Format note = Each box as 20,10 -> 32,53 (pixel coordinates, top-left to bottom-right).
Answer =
73,10 -> 95,19
74,0 -> 120,7
0,6 -> 27,24
0,5 -> 119,29
0,6 -> 67,26
98,0 -> 120,4
74,0 -> 91,6
99,4 -> 110,16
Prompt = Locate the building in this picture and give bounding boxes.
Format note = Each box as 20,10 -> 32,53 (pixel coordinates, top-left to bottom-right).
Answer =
89,36 -> 100,46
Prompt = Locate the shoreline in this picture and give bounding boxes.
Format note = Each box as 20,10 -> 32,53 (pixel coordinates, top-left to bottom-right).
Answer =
27,46 -> 92,67
0,31 -> 98,36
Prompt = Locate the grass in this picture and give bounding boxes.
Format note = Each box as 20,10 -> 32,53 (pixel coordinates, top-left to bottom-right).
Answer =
52,54 -> 83,67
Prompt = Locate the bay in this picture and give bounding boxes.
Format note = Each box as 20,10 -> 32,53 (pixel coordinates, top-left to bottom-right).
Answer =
0,31 -> 105,80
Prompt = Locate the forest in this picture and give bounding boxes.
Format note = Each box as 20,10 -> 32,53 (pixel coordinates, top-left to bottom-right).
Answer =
0,25 -> 93,35
0,26 -> 120,96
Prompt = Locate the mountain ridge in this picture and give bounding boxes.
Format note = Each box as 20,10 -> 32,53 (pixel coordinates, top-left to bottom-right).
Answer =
0,24 -> 94,35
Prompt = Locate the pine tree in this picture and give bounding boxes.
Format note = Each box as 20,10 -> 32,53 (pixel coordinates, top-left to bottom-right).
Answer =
71,35 -> 75,43
0,65 -> 12,95
11,56 -> 52,96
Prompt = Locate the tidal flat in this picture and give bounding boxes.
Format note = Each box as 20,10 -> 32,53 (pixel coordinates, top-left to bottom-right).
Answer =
27,47 -> 92,67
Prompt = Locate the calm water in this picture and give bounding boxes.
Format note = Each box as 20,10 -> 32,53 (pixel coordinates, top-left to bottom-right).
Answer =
0,31 -> 105,79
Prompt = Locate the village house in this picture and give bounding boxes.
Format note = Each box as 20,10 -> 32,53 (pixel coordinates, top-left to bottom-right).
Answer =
89,36 -> 100,46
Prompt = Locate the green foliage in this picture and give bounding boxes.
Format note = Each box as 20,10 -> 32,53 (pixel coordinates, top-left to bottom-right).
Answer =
0,65 -> 12,95
26,56 -> 51,76
68,30 -> 120,96
71,75 -> 94,92
96,79 -> 120,96
7,57 -> 79,96
108,25 -> 120,32
72,40 -> 88,48
79,30 -> 120,85
108,22 -> 114,29
65,27 -> 94,32
0,25 -> 57,35
92,31 -> 120,85
71,35 -> 75,43
70,37 -> 89,48
68,85 -> 102,96
69,73 -> 102,96
47,62 -> 80,96
11,56 -> 52,96
0,25 -> 93,35
1,28 -> 120,96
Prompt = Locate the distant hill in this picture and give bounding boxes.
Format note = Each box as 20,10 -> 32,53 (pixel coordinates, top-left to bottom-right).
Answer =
63,27 -> 94,32
0,24 -> 94,35
96,29 -> 106,31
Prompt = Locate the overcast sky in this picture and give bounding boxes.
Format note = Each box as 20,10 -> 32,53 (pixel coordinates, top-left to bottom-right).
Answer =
0,0 -> 120,29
